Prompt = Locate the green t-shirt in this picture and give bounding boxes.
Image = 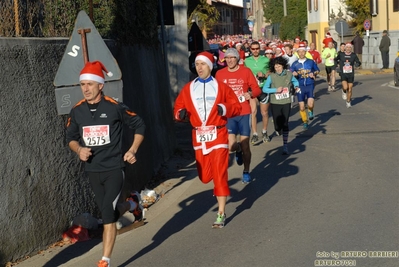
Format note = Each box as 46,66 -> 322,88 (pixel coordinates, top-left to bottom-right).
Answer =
321,47 -> 337,66
244,56 -> 270,87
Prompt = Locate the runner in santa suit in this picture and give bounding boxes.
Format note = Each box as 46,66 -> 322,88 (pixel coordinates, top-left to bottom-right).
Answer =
174,51 -> 241,228
215,48 -> 261,184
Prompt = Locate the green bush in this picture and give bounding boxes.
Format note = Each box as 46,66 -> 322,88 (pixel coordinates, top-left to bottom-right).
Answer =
0,0 -> 159,46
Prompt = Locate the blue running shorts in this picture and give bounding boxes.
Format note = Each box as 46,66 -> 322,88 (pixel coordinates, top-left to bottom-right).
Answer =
297,84 -> 315,102
227,114 -> 251,137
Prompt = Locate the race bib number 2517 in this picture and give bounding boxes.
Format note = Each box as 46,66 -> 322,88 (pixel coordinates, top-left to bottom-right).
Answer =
196,126 -> 217,143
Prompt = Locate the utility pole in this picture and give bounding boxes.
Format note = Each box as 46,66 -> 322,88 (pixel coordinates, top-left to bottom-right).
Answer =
13,0 -> 21,36
283,0 -> 287,16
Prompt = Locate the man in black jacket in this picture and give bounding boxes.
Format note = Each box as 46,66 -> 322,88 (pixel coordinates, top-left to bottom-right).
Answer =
379,30 -> 391,69
66,61 -> 146,267
351,32 -> 364,65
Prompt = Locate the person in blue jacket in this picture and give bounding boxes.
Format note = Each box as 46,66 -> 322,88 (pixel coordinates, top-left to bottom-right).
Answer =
290,42 -> 320,129
262,56 -> 299,155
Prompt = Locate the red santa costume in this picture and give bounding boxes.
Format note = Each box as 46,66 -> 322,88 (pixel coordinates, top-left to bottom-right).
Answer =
174,53 -> 241,196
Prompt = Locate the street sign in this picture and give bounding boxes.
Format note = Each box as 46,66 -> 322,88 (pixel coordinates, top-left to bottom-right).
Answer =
335,20 -> 349,35
53,10 -> 123,115
363,19 -> 371,30
54,11 -> 121,87
188,22 -> 210,52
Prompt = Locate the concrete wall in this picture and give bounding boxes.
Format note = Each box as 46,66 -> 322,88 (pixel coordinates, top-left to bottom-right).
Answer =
0,38 -> 176,265
362,31 -> 399,69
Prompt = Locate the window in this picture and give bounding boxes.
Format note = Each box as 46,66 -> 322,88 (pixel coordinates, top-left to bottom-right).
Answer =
394,0 -> 399,12
308,0 -> 312,12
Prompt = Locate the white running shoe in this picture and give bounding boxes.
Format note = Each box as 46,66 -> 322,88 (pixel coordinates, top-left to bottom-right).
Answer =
346,101 -> 351,108
342,90 -> 347,100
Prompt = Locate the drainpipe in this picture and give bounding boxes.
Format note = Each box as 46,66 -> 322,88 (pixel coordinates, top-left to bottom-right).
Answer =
386,0 -> 389,31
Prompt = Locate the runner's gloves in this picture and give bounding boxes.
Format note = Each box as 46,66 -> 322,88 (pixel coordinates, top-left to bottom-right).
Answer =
179,109 -> 187,120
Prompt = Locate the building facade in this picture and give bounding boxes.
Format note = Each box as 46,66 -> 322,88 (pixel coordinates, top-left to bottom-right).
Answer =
210,0 -> 244,37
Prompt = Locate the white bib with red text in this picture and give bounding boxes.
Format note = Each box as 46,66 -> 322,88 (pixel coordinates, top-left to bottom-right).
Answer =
275,87 -> 290,100
196,125 -> 217,143
82,125 -> 110,146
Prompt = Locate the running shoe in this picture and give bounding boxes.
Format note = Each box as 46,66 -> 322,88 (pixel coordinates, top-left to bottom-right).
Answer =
97,260 -> 109,267
328,85 -> 333,92
212,213 -> 226,228
346,101 -> 351,108
275,130 -> 281,136
242,172 -> 251,184
250,134 -> 259,145
308,111 -> 314,121
262,132 -> 271,143
331,86 -> 335,92
127,191 -> 143,222
342,90 -> 347,100
282,145 -> 289,155
303,123 -> 309,130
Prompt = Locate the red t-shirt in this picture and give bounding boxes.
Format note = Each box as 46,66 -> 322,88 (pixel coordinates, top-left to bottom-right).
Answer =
309,50 -> 322,64
215,66 -> 261,115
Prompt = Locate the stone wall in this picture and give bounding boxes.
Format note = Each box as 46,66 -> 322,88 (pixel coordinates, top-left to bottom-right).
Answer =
0,38 -> 176,265
362,31 -> 399,69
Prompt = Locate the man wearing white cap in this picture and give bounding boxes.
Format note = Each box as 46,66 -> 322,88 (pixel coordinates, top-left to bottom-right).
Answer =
335,43 -> 361,108
215,48 -> 261,184
66,61 -> 146,267
290,42 -> 320,129
174,52 -> 241,228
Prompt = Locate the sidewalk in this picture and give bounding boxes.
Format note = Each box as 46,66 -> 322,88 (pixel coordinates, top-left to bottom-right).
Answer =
12,122 -> 196,267
317,62 -> 394,77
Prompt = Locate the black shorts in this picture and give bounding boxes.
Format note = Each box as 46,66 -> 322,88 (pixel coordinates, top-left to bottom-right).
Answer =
270,103 -> 291,132
87,169 -> 124,224
341,73 -> 355,83
325,65 -> 336,74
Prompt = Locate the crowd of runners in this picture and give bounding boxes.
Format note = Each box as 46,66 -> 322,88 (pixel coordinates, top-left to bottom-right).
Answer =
175,33 -> 361,228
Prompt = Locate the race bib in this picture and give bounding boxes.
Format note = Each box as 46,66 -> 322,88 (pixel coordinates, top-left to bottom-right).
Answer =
329,58 -> 334,64
343,63 -> 353,73
234,88 -> 246,103
196,126 -> 217,143
82,125 -> 110,146
275,87 -> 290,100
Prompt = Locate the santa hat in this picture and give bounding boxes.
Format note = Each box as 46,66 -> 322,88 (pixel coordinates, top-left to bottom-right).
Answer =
235,42 -> 243,48
345,42 -> 352,47
275,46 -> 285,56
195,51 -> 215,70
265,47 -> 274,54
297,42 -> 307,51
80,61 -> 113,84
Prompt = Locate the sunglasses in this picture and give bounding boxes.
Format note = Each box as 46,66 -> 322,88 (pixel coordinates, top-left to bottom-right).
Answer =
251,47 -> 260,50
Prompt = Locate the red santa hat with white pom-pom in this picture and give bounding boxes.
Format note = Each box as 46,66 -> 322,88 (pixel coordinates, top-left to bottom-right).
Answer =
79,61 -> 113,84
195,51 -> 216,71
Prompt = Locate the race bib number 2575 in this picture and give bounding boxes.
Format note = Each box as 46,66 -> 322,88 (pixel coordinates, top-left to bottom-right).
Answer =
82,125 -> 111,146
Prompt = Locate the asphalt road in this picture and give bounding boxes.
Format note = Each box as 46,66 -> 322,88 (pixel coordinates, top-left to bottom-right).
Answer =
16,73 -> 399,267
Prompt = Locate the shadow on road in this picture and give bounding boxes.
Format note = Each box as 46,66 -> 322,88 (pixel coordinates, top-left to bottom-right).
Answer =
42,239 -> 101,267
118,179 -> 240,267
